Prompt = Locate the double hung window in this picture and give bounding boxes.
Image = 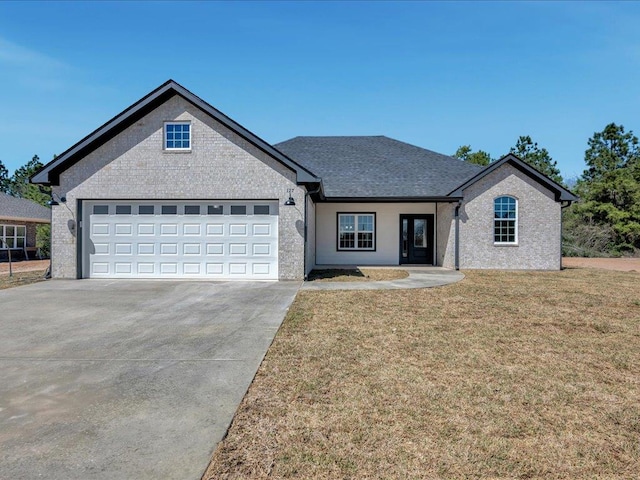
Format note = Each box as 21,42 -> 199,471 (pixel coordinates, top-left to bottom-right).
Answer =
494,196 -> 517,244
338,213 -> 375,250
0,225 -> 26,249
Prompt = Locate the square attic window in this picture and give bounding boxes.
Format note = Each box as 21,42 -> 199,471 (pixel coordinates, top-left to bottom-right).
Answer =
165,122 -> 191,150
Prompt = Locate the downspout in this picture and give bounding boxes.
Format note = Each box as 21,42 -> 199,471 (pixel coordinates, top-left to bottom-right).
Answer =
303,185 -> 322,280
454,201 -> 461,271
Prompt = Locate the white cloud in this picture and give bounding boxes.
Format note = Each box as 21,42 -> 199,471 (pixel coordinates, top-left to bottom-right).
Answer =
0,37 -> 65,67
0,36 -> 71,91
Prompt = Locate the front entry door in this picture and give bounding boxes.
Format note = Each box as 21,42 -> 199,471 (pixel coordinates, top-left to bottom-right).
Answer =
400,214 -> 434,264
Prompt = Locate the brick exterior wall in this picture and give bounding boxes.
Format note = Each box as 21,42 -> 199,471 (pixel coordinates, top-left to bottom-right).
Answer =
456,163 -> 561,270
51,95 -> 305,279
436,203 -> 455,268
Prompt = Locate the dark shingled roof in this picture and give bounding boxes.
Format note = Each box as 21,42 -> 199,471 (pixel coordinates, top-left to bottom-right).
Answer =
0,192 -> 51,222
275,136 -> 484,198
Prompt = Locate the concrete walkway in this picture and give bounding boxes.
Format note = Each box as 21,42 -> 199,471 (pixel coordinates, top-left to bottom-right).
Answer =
301,267 -> 464,291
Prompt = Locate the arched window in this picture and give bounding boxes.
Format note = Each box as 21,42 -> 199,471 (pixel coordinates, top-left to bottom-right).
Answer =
494,196 -> 517,244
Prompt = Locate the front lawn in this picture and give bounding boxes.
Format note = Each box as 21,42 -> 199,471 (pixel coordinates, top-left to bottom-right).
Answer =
205,269 -> 640,479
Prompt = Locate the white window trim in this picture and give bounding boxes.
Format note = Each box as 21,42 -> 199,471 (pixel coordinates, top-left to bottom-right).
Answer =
493,196 -> 518,245
0,224 -> 27,250
164,121 -> 192,151
337,213 -> 376,251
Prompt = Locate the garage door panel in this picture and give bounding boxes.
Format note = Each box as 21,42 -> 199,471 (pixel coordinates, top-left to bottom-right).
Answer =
183,224 -> 201,236
115,263 -> 132,274
207,243 -> 224,255
115,224 -> 132,235
160,263 -> 178,275
84,201 -> 278,279
138,263 -> 155,274
138,244 -> 155,255
252,244 -> 271,255
206,224 -> 224,236
183,243 -> 201,255
138,224 -> 155,235
160,243 -> 178,255
92,224 -> 109,235
252,263 -> 271,275
253,224 -> 271,236
115,244 -> 132,255
183,263 -> 201,275
229,263 -> 247,275
206,263 -> 224,275
92,263 -> 109,274
229,224 -> 247,236
229,243 -> 247,255
160,224 -> 178,235
94,243 -> 110,255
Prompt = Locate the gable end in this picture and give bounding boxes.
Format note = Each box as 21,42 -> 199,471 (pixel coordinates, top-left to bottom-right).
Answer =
448,154 -> 578,203
31,80 -> 319,186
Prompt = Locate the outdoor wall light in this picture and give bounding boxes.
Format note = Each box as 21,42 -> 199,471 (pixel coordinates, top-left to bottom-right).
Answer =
284,188 -> 296,206
48,193 -> 67,206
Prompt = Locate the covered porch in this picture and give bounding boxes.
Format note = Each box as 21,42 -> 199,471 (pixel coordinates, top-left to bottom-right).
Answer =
312,201 -> 457,269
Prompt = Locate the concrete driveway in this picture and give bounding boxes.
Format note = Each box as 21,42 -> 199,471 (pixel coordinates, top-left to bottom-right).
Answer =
0,279 -> 300,480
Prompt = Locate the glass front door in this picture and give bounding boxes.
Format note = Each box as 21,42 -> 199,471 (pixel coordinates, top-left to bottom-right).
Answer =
400,214 -> 434,264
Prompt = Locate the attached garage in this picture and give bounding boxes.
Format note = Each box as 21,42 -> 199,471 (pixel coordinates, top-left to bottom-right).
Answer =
82,200 -> 279,279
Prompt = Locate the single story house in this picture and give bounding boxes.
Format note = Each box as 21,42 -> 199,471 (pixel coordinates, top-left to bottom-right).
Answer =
32,80 -> 577,280
0,192 -> 51,261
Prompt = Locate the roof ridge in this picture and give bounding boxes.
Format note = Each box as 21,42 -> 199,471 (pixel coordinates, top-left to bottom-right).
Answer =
275,135 -> 485,198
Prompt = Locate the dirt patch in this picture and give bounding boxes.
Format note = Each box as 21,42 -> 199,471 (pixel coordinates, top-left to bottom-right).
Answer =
205,269 -> 640,479
0,270 -> 48,289
307,268 -> 409,282
0,260 -> 49,289
563,257 -> 640,272
0,259 -> 49,275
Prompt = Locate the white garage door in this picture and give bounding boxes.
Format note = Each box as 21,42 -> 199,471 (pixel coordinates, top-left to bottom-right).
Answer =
82,201 -> 278,279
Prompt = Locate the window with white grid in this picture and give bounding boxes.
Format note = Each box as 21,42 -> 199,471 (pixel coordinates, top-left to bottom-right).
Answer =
338,213 -> 375,251
164,122 -> 191,150
0,225 -> 26,249
494,196 -> 517,244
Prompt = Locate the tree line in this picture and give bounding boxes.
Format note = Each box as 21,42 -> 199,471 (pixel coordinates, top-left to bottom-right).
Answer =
0,155 -> 51,205
453,123 -> 639,257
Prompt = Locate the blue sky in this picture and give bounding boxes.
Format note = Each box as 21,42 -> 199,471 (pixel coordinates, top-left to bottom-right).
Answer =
1,1 -> 639,180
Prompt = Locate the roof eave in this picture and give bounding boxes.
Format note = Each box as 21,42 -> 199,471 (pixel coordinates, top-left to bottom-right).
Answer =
0,215 -> 51,223
321,195 -> 463,203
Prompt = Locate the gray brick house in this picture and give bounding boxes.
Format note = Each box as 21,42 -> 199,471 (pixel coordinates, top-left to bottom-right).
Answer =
0,192 -> 51,260
32,80 -> 577,280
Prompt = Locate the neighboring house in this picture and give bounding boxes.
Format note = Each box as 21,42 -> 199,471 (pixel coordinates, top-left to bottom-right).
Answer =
0,192 -> 51,261
31,80 -> 577,280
